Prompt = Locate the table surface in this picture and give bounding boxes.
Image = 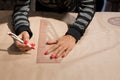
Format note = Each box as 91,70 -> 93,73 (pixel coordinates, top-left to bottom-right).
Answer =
0,11 -> 120,80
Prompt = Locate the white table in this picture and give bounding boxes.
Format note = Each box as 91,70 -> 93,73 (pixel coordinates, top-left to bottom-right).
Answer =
0,11 -> 120,80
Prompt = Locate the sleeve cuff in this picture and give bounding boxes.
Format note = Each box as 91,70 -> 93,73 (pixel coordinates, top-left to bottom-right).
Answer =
15,25 -> 33,39
65,27 -> 82,43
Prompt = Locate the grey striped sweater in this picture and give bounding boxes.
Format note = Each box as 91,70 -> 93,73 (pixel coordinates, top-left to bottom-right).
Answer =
12,0 -> 95,42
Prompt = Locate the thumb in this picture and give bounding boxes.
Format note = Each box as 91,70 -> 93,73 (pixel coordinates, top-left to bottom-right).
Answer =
46,39 -> 58,45
22,31 -> 30,41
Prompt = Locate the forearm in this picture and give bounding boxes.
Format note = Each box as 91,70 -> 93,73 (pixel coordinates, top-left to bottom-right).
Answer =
12,0 -> 32,38
66,0 -> 95,42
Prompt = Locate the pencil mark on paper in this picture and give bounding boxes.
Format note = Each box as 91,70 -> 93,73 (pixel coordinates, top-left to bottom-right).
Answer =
108,17 -> 120,26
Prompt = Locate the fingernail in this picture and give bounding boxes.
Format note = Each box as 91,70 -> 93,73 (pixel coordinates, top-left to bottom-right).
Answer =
30,43 -> 35,47
30,43 -> 35,49
50,54 -> 55,59
62,54 -> 65,58
44,51 -> 48,55
55,54 -> 58,59
24,40 -> 28,44
25,44 -> 29,48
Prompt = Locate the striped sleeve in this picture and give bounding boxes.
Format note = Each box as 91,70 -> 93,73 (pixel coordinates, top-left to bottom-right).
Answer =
66,0 -> 95,42
12,0 -> 32,38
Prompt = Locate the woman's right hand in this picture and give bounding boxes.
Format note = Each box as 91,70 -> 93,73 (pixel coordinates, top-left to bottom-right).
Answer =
15,31 -> 35,52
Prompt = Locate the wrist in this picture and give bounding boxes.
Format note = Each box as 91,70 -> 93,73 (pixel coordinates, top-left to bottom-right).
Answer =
15,25 -> 33,38
65,35 -> 76,43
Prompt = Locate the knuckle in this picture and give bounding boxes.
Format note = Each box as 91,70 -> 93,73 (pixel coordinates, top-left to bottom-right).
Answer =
68,48 -> 72,51
57,43 -> 62,46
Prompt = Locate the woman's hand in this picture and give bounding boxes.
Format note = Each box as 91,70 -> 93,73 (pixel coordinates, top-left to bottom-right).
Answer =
45,35 -> 76,59
15,31 -> 35,52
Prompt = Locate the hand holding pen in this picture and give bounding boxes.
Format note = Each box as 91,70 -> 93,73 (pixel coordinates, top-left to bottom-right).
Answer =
8,31 -> 35,51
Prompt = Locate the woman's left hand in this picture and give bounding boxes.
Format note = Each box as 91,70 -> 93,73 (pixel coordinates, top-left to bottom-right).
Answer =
45,35 -> 76,59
